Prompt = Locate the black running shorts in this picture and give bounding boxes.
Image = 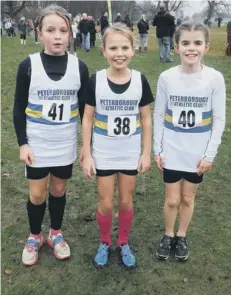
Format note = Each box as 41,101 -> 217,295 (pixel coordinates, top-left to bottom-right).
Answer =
163,168 -> 203,184
96,169 -> 138,177
25,164 -> 73,180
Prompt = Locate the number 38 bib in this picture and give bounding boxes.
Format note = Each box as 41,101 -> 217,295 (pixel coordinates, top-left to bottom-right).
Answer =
172,108 -> 203,129
108,115 -> 137,137
42,101 -> 71,123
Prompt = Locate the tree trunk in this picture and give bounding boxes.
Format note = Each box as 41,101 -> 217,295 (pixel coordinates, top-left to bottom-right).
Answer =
207,0 -> 216,21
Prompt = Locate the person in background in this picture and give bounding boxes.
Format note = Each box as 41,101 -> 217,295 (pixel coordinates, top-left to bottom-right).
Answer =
67,13 -> 72,53
114,13 -> 123,24
124,13 -> 133,31
226,20 -> 231,56
152,3 -> 175,62
75,14 -> 82,47
5,19 -> 12,37
100,11 -> 109,36
34,16 -> 40,44
88,15 -> 96,48
176,18 -> 182,27
137,14 -> 149,53
100,11 -> 109,54
169,11 -> 176,55
18,17 -> 27,45
78,13 -> 91,52
11,19 -> 17,36
217,16 -> 222,28
29,20 -> 34,36
72,18 -> 79,56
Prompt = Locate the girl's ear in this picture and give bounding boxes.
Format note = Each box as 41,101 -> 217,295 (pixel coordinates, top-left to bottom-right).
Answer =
38,29 -> 43,42
204,43 -> 210,53
102,47 -> 106,57
175,43 -> 179,53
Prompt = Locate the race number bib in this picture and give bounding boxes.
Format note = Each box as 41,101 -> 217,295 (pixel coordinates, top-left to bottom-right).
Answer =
42,101 -> 71,123
172,109 -> 203,129
108,115 -> 136,137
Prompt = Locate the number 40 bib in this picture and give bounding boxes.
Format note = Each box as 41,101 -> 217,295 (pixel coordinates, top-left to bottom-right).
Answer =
172,109 -> 203,129
42,101 -> 71,123
108,115 -> 136,137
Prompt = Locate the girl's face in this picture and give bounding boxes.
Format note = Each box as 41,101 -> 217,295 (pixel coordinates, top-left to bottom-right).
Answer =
38,14 -> 71,56
102,32 -> 134,71
176,30 -> 209,67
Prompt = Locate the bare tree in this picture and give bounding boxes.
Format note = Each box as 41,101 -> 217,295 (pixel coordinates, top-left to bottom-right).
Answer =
1,1 -> 35,18
160,1 -> 183,12
130,1 -> 158,20
204,0 -> 231,21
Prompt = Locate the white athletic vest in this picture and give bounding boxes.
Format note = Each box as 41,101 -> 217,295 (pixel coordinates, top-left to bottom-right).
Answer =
155,65 -> 224,172
26,53 -> 81,167
93,69 -> 142,169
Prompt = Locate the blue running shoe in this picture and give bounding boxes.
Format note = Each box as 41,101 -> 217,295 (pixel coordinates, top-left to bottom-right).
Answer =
93,243 -> 111,268
118,244 -> 136,269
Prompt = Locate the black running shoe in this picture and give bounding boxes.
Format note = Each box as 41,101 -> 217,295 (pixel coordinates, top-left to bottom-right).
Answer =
175,236 -> 189,261
156,235 -> 175,260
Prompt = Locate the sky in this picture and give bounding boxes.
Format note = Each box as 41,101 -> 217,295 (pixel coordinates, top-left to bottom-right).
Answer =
184,1 -> 207,16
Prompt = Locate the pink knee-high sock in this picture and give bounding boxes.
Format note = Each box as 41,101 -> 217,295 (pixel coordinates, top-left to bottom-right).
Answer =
97,210 -> 112,246
117,208 -> 134,246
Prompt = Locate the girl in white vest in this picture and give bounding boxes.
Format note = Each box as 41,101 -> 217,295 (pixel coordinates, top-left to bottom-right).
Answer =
82,23 -> 154,269
154,21 -> 226,261
13,5 -> 89,266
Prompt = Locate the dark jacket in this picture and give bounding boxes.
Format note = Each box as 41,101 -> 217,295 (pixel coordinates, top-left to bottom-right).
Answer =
100,15 -> 109,32
88,20 -> 96,41
33,18 -> 39,31
137,19 -> 149,34
176,18 -> 182,27
78,19 -> 90,35
114,16 -> 123,23
227,21 -> 231,44
124,16 -> 133,29
152,11 -> 175,38
170,17 -> 176,38
226,21 -> 231,55
18,20 -> 27,34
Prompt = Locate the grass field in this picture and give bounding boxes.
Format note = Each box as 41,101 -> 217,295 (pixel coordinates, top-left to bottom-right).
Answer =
1,27 -> 231,295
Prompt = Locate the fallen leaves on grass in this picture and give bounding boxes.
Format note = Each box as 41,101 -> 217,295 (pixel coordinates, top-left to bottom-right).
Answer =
3,173 -> 10,177
208,276 -> 215,283
16,239 -> 24,245
83,215 -> 95,222
5,268 -> 13,275
12,257 -> 20,265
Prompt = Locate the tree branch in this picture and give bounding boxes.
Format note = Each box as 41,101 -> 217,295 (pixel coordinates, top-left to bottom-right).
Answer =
171,1 -> 182,12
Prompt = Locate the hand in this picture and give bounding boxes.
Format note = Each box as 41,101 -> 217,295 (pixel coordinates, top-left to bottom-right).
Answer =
19,144 -> 35,165
83,156 -> 96,180
154,155 -> 164,171
197,158 -> 212,176
79,146 -> 84,167
138,154 -> 151,174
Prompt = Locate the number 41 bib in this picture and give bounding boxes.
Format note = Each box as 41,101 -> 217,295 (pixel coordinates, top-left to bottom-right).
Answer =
42,101 -> 71,123
172,109 -> 203,129
108,115 -> 136,137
